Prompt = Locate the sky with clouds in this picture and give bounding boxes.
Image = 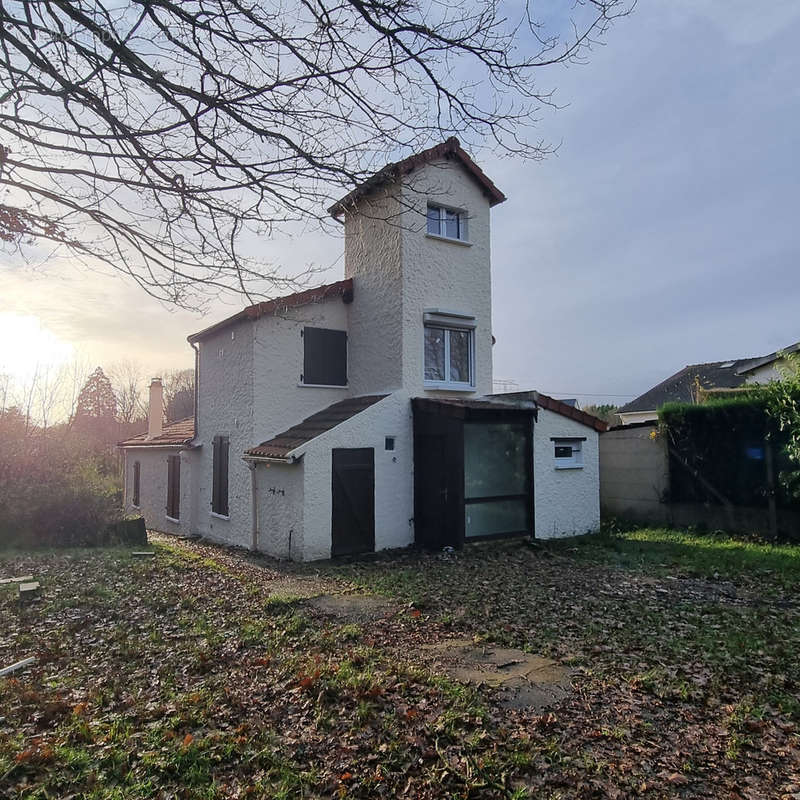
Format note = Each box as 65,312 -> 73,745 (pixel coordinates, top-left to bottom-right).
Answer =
1,0 -> 798,407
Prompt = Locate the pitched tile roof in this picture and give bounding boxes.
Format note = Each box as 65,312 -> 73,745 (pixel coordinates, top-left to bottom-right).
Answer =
533,393 -> 609,432
119,418 -> 195,448
244,395 -> 388,460
328,137 -> 506,218
187,278 -> 354,343
488,391 -> 609,432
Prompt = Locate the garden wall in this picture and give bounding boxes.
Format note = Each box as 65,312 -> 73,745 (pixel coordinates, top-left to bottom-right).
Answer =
599,423 -> 800,539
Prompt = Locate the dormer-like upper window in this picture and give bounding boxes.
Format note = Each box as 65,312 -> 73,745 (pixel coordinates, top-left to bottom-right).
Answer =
426,204 -> 468,242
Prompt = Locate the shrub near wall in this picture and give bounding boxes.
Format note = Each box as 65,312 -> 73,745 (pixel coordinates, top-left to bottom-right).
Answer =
0,428 -> 130,548
659,395 -> 797,509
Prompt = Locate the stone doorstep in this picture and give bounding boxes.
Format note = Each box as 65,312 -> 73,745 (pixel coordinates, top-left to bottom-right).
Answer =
132,552 -> 155,558
0,575 -> 34,585
0,656 -> 36,678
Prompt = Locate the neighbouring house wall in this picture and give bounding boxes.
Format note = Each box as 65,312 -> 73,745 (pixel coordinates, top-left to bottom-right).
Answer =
533,409 -> 600,537
343,186 -> 405,396
599,425 -> 670,524
252,299 -> 353,445
618,410 -> 658,426
744,362 -> 783,384
254,461 -> 305,559
194,322 -> 255,547
400,160 -> 493,397
299,393 -> 414,561
124,448 -> 189,535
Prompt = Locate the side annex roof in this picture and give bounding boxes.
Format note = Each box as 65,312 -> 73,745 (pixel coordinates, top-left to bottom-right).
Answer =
187,278 -> 354,344
119,417 -> 195,448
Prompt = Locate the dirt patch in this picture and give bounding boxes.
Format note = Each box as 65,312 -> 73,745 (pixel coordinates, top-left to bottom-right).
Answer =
422,638 -> 572,710
306,593 -> 395,623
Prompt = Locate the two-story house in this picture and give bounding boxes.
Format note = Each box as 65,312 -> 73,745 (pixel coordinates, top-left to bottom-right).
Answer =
120,139 -> 607,560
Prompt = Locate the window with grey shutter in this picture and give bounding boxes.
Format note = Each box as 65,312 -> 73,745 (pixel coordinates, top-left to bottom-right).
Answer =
167,455 -> 181,519
132,461 -> 140,507
302,327 -> 347,386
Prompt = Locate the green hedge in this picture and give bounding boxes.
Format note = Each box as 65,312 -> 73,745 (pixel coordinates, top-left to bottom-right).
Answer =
659,393 -> 796,508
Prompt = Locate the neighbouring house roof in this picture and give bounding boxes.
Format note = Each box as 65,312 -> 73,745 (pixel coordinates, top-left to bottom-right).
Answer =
187,278 -> 354,344
327,137 -> 506,219
119,418 -> 195,448
618,362 -> 749,414
244,395 -> 388,461
619,340 -> 799,415
489,391 -> 609,433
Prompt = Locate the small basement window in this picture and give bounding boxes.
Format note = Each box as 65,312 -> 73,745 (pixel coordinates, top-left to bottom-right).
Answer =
302,327 -> 347,386
385,436 -> 395,451
426,204 -> 468,242
553,437 -> 585,469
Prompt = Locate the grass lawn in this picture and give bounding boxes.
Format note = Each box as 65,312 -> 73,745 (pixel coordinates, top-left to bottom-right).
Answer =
1,528 -> 798,798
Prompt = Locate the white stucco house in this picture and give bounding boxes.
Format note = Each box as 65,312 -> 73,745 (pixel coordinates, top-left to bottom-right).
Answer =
120,139 -> 607,561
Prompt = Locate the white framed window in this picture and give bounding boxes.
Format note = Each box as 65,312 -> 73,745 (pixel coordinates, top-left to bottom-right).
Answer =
424,325 -> 474,389
552,438 -> 584,469
426,204 -> 468,242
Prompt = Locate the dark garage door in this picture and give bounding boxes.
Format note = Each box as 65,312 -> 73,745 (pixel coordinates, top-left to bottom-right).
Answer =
331,448 -> 375,557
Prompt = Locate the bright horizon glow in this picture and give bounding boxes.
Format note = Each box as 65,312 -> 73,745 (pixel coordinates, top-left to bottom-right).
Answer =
0,312 -> 75,383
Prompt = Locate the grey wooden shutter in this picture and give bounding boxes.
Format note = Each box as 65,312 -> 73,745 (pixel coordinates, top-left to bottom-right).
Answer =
212,435 -> 229,516
167,455 -> 181,519
303,328 -> 347,386
133,461 -> 140,507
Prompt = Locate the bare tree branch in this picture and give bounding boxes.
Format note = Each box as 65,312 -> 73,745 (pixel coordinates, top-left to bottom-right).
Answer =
0,0 -> 632,309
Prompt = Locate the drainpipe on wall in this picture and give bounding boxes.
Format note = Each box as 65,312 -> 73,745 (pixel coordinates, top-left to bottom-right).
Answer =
247,461 -> 259,551
190,341 -> 200,440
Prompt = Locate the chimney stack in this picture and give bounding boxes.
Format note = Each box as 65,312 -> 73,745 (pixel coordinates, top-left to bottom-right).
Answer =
147,377 -> 164,439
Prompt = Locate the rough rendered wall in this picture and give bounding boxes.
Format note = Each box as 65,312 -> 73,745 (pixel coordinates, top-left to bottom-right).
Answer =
254,460 -> 305,559
194,322 -> 254,547
252,299 -> 352,445
300,393 -> 414,561
599,425 -> 670,524
124,448 -> 186,535
533,409 -> 601,537
400,159 -> 493,396
343,187 -> 405,396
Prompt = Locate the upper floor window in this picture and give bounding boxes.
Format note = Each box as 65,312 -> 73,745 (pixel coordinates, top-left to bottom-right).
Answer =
302,327 -> 347,387
423,311 -> 475,389
426,204 -> 468,242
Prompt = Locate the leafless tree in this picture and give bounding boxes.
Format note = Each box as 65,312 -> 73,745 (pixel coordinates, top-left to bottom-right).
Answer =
61,356 -> 93,427
0,0 -> 631,310
109,359 -> 146,424
162,368 -> 195,423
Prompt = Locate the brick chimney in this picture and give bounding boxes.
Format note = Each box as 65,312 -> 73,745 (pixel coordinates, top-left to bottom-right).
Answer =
147,377 -> 164,439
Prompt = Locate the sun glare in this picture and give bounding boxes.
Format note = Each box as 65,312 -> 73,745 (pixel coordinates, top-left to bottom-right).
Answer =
0,312 -> 74,382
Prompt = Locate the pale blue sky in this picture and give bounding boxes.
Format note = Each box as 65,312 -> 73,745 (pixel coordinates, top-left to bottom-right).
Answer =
1,1 -> 797,406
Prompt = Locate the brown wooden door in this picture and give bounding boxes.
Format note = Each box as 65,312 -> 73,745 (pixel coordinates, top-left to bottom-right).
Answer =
331,448 -> 375,557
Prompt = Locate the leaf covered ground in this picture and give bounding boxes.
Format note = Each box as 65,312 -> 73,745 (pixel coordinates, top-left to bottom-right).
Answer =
1,528 -> 798,799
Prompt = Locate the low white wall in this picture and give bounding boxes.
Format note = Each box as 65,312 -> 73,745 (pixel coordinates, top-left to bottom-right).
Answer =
533,409 -> 600,538
124,448 -> 188,535
300,393 -> 414,561
254,460 -> 305,559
